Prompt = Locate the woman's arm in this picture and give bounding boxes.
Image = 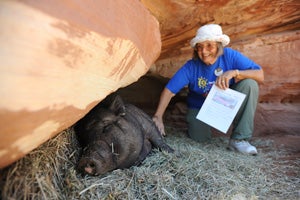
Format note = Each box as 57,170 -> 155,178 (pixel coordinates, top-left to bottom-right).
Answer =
152,88 -> 175,136
216,69 -> 264,90
235,68 -> 264,83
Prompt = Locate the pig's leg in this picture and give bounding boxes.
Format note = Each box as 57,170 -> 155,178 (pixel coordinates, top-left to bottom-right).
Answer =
134,139 -> 152,166
145,125 -> 174,153
125,104 -> 174,153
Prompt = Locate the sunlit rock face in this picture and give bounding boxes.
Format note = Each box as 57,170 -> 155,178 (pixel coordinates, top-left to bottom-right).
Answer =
141,0 -> 300,136
0,0 -> 161,168
142,0 -> 299,59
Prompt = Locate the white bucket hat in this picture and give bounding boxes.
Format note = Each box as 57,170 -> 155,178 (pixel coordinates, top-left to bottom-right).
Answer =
190,24 -> 230,48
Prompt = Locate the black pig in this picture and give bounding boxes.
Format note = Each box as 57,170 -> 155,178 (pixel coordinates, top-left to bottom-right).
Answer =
74,94 -> 174,176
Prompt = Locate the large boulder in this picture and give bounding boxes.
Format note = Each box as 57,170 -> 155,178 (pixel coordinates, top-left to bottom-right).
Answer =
0,0 -> 161,168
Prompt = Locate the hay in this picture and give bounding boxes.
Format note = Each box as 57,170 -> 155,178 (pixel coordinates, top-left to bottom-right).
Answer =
1,126 -> 299,200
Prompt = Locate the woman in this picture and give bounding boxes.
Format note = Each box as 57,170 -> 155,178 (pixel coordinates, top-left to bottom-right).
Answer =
152,24 -> 264,155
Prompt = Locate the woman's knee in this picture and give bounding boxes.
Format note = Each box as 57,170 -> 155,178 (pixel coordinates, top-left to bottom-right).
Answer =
233,79 -> 259,94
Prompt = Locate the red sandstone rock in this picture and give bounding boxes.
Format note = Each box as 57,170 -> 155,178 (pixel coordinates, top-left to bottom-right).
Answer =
142,0 -> 300,59
0,0 -> 161,168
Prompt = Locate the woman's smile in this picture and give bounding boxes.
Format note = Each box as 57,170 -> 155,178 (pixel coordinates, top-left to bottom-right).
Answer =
196,41 -> 218,65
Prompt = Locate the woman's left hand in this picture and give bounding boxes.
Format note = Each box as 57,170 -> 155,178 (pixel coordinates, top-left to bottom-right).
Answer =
216,70 -> 237,90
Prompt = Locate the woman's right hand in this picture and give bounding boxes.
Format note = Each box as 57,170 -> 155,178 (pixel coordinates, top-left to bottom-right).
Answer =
152,115 -> 166,136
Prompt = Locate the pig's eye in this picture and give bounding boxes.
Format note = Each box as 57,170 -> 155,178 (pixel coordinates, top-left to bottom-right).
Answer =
103,120 -> 111,125
87,162 -> 95,168
103,124 -> 112,132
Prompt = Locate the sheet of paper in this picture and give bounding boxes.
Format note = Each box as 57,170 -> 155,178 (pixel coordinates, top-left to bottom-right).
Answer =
196,84 -> 246,133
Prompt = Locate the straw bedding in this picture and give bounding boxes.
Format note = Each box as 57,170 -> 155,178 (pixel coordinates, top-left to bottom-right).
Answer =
1,126 -> 299,200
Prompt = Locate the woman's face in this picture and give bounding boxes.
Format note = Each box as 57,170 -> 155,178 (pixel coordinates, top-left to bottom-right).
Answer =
196,41 -> 218,65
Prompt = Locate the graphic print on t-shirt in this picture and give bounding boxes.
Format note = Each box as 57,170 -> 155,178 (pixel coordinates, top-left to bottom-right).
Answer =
198,76 -> 214,98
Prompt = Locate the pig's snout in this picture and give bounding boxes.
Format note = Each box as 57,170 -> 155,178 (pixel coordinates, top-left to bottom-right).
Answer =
78,158 -> 100,176
84,161 -> 96,174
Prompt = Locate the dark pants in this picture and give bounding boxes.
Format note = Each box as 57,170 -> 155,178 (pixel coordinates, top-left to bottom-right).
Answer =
186,79 -> 259,142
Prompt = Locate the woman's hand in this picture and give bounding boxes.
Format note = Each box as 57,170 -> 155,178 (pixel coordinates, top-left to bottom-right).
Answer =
152,115 -> 166,136
216,70 -> 238,90
216,69 -> 264,90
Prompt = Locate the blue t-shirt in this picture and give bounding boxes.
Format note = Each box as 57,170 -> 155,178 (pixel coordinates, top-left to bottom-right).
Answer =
166,47 -> 261,109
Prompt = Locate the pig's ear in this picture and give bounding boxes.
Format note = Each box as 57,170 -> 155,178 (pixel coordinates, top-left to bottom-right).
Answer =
108,94 -> 126,116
